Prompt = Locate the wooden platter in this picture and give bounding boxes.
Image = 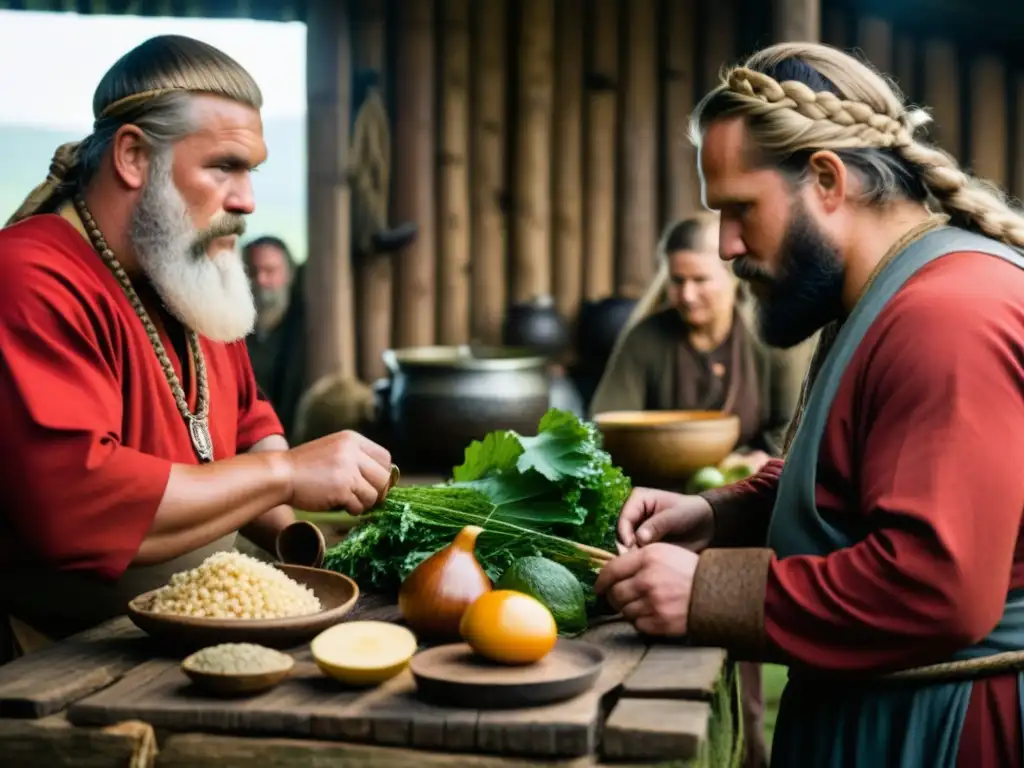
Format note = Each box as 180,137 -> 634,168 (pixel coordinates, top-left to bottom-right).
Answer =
126,565 -> 359,651
65,622 -> 645,759
409,640 -> 604,709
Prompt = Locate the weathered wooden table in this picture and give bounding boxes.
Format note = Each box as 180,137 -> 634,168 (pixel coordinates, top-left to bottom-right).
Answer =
0,596 -> 739,768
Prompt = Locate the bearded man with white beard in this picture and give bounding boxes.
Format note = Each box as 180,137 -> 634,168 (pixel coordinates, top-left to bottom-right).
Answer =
0,35 -> 394,660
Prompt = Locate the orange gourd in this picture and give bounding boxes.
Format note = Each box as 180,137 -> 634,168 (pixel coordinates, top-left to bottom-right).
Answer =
459,590 -> 558,665
398,525 -> 492,639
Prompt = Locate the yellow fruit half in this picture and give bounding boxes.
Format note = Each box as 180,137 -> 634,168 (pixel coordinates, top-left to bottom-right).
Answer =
311,620 -> 418,686
459,590 -> 558,665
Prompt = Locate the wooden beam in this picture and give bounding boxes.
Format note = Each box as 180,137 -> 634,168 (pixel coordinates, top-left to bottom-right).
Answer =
437,0 -> 472,345
663,0 -> 700,224
702,0 -> 737,93
893,34 -> 916,102
582,0 -> 618,302
616,0 -> 659,299
857,16 -> 892,75
305,0 -> 356,381
392,0 -> 438,348
922,39 -> 960,157
512,0 -> 556,304
773,0 -> 819,43
0,717 -> 155,768
552,0 -> 584,327
468,0 -> 508,344
970,55 -> 1008,188
1015,73 -> 1024,202
352,0 -> 391,383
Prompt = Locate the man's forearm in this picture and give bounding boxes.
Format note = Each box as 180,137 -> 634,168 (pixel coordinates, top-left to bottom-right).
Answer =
134,448 -> 293,566
240,434 -> 297,554
701,459 -> 784,547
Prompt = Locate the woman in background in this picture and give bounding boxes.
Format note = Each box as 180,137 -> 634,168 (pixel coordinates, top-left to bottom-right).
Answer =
590,213 -> 811,472
590,213 -> 814,768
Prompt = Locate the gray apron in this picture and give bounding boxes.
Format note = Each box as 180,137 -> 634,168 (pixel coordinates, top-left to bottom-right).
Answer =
1,533 -> 237,652
767,227 -> 1024,767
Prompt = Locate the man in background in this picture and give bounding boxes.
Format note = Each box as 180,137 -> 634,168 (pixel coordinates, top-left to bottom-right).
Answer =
244,236 -> 307,440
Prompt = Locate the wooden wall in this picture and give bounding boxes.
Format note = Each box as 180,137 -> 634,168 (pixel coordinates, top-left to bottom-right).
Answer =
821,7 -> 1024,214
341,0 -> 776,383
320,0 -> 1024,385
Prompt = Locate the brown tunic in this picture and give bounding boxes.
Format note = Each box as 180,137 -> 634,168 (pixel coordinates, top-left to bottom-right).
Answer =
589,303 -> 814,454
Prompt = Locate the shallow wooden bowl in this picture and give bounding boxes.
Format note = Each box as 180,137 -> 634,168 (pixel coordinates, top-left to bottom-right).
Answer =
594,410 -> 741,488
410,639 -> 605,709
127,564 -> 359,652
181,653 -> 295,697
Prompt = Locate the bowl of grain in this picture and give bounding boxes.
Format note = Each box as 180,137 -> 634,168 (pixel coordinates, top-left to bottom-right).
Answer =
127,552 -> 359,650
182,642 -> 295,696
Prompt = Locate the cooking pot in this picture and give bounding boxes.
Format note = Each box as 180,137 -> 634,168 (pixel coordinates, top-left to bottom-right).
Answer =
577,297 -> 639,368
378,345 -> 551,473
502,295 -> 570,358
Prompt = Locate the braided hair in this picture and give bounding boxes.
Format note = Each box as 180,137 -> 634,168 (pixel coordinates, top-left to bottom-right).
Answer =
690,42 -> 1024,248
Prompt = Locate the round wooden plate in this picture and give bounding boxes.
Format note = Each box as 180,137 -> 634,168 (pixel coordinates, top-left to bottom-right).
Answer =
127,565 -> 359,651
409,639 -> 605,709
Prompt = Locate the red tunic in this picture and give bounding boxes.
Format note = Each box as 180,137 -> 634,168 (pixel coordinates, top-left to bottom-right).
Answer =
708,251 -> 1024,767
0,214 -> 283,581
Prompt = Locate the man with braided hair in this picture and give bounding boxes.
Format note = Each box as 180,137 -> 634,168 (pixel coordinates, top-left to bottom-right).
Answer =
595,42 -> 1024,767
0,36 -> 394,658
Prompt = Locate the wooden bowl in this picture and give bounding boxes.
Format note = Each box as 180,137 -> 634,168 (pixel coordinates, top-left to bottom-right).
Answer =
181,651 -> 295,696
410,640 -> 605,709
127,564 -> 360,651
594,410 -> 741,488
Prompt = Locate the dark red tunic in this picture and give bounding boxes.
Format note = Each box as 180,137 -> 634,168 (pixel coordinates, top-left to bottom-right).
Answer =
709,251 -> 1024,767
0,214 -> 282,580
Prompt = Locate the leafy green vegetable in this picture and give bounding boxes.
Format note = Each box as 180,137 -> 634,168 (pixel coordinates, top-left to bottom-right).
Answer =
322,409 -> 632,602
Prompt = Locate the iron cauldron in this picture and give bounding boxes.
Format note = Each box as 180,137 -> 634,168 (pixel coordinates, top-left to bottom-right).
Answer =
380,345 -> 551,472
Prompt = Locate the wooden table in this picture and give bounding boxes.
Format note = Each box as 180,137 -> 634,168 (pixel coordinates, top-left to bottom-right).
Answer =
0,596 -> 739,768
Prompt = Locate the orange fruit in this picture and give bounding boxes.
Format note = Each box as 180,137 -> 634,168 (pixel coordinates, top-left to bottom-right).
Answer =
459,589 -> 558,665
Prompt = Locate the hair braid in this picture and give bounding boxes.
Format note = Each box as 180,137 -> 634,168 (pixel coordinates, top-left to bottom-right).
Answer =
692,42 -> 1024,251
898,141 -> 1024,248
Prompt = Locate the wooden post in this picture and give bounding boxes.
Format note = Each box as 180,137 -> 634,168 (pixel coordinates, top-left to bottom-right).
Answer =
617,0 -> 658,298
552,0 -> 584,325
893,34 -> 916,102
773,0 -> 820,42
392,0 -> 437,348
857,16 -> 892,75
582,0 -> 618,302
469,0 -> 508,344
703,0 -> 736,93
922,39 -> 960,157
822,7 -> 847,48
512,0 -> 556,304
437,0 -> 472,345
663,0 -> 700,224
970,56 -> 1008,188
1015,74 -> 1024,202
305,0 -> 356,382
352,0 -> 390,383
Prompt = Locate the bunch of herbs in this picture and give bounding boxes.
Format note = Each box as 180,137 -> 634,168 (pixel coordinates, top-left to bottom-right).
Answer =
322,409 -> 631,601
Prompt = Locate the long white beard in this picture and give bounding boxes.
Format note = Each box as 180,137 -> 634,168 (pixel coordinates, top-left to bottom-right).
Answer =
130,153 -> 256,342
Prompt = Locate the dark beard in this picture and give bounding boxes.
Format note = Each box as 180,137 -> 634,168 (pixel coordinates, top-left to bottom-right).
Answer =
734,202 -> 845,348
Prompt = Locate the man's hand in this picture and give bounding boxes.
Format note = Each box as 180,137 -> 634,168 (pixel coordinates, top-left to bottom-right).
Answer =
284,430 -> 392,514
617,488 -> 715,552
594,543 -> 699,637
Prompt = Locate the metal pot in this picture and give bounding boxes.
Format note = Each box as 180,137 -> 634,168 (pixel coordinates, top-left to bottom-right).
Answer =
502,295 -> 570,358
381,345 -> 551,473
577,297 -> 639,368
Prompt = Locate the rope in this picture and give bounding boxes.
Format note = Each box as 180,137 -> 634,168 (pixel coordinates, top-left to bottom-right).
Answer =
349,87 -> 391,254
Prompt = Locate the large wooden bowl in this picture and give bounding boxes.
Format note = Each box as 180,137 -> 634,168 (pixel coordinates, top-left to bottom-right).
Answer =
594,410 -> 741,488
127,564 -> 359,652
